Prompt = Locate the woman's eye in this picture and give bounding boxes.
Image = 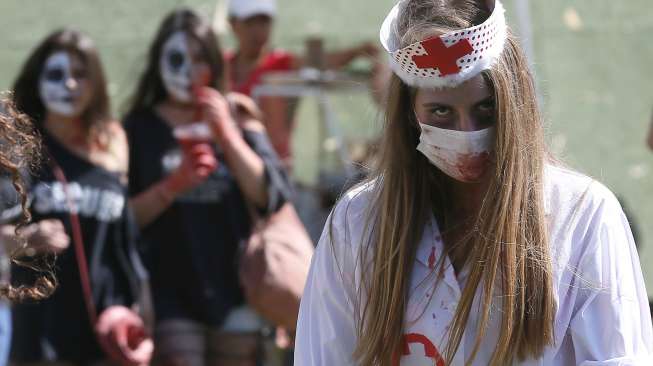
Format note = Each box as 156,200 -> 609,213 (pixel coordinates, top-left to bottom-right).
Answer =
430,107 -> 451,118
44,68 -> 64,82
477,101 -> 495,115
168,50 -> 185,70
73,69 -> 88,80
475,101 -> 496,126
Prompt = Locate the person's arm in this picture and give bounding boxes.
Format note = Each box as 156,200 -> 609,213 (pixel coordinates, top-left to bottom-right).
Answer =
129,180 -> 176,229
325,41 -> 378,70
128,144 -> 217,229
568,193 -> 653,364
294,200 -> 358,365
94,204 -> 153,366
229,91 -> 293,214
1,220 -> 70,256
292,41 -> 379,70
1,224 -> 24,254
197,87 -> 269,209
219,128 -> 268,209
258,96 -> 295,162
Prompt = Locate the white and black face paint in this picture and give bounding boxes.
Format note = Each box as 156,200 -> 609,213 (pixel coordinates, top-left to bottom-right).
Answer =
160,31 -> 193,103
39,51 -> 78,117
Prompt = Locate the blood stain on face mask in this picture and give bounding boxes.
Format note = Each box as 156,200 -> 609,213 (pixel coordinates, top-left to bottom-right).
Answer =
456,151 -> 490,181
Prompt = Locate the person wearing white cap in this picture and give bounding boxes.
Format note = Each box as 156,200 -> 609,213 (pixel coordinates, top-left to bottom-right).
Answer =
294,0 -> 653,365
226,0 -> 380,164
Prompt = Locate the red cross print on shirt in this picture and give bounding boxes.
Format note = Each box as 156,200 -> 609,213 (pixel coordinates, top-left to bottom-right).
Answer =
393,333 -> 446,366
412,37 -> 474,76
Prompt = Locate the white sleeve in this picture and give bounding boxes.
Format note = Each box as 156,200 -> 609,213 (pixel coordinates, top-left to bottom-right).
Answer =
294,205 -> 359,366
570,196 -> 653,365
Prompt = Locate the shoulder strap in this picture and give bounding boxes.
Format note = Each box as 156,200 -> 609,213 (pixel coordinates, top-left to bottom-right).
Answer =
49,158 -> 98,326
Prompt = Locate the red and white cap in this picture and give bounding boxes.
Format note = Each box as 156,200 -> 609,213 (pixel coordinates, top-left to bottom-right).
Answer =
380,0 -> 507,88
228,0 -> 277,20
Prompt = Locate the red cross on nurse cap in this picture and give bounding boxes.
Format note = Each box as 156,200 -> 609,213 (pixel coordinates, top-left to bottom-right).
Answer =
380,0 -> 507,88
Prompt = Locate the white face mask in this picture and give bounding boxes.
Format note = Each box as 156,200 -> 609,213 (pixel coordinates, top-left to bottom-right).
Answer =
160,31 -> 193,103
39,51 -> 78,117
416,122 -> 495,182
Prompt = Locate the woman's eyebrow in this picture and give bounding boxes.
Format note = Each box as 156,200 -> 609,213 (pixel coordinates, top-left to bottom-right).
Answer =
473,96 -> 495,105
421,102 -> 450,108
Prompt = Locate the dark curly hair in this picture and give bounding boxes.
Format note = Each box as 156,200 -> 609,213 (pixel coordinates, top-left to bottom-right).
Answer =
0,93 -> 56,302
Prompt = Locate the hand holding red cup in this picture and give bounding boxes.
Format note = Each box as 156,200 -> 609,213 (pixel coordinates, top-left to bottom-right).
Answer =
164,133 -> 218,196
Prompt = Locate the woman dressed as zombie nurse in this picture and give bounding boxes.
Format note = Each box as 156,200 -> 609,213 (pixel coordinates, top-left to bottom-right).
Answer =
123,8 -> 291,365
2,29 -> 152,365
294,0 -> 653,365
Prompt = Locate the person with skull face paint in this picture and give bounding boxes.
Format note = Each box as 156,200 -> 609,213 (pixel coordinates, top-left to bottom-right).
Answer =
5,29 -> 153,366
124,8 -> 291,366
295,0 -> 653,365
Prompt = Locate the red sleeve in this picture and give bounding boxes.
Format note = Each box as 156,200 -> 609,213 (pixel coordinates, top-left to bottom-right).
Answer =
262,50 -> 295,72
231,50 -> 297,96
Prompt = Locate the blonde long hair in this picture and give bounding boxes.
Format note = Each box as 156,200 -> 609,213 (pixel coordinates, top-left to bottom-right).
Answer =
351,1 -> 554,364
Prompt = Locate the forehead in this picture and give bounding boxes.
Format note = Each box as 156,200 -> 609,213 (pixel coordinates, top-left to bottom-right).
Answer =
162,31 -> 202,56
43,50 -> 84,70
414,74 -> 493,106
241,14 -> 273,25
43,51 -> 70,69
163,31 -> 187,51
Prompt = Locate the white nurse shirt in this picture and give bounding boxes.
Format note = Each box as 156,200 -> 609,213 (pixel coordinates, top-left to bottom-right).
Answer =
294,165 -> 653,365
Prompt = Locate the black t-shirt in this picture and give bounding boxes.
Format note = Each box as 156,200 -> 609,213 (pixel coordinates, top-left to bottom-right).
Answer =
2,132 -> 146,364
124,108 -> 291,326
